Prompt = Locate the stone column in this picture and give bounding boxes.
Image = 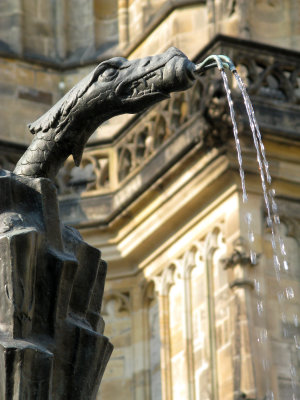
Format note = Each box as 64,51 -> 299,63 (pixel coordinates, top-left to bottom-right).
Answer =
53,0 -> 67,60
118,0 -> 129,49
66,0 -> 95,59
0,0 -> 23,54
154,267 -> 174,400
178,253 -> 196,400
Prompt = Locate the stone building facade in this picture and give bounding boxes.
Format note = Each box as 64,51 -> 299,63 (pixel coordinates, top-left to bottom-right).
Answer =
0,1 -> 300,399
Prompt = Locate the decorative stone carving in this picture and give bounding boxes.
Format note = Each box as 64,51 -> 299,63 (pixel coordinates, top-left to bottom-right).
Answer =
116,73 -> 232,183
102,290 -> 131,315
222,248 -> 258,269
153,265 -> 176,297
234,56 -> 300,104
56,151 -> 110,195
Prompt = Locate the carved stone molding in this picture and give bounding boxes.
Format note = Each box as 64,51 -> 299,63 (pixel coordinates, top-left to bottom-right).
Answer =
222,248 -> 258,270
234,54 -> 300,105
57,151 -> 110,195
153,265 -> 176,297
102,290 -> 131,315
116,75 -> 231,185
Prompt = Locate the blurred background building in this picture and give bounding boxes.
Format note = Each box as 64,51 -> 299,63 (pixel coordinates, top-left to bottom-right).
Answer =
0,1 -> 300,399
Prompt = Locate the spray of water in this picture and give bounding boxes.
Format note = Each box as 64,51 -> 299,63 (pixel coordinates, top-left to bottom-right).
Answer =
218,65 -> 299,399
221,70 -> 248,203
194,53 -> 299,397
218,66 -> 273,399
233,71 -> 290,276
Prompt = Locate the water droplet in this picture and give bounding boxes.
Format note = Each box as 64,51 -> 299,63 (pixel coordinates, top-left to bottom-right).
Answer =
273,255 -> 280,270
248,231 -> 254,243
269,188 -> 276,197
250,250 -> 257,264
277,291 -> 284,303
257,300 -> 263,315
290,365 -> 297,378
257,328 -> 268,343
271,199 -> 278,213
279,239 -> 287,256
245,212 -> 252,224
242,193 -> 248,203
281,313 -> 287,323
271,236 -> 276,250
294,314 -> 299,327
267,216 -> 272,227
274,215 -> 280,224
283,327 -> 289,337
262,358 -> 270,371
283,260 -> 289,271
294,335 -> 300,349
286,287 -> 294,300
265,391 -> 274,400
254,279 -> 261,294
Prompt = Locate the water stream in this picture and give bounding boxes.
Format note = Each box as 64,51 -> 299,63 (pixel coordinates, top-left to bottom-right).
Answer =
219,67 -> 299,399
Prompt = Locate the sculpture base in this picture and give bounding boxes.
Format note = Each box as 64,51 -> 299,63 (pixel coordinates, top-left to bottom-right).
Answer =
0,170 -> 112,399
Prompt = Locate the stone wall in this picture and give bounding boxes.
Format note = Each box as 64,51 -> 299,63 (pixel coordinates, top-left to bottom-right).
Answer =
0,1 -> 300,400
0,0 -> 299,145
0,0 -> 299,63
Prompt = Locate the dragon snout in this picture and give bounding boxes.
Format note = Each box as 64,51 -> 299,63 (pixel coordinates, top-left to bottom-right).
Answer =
161,52 -> 196,93
116,47 -> 196,110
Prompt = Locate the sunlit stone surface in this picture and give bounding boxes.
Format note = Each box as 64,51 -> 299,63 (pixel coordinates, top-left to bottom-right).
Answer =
0,1 -> 300,399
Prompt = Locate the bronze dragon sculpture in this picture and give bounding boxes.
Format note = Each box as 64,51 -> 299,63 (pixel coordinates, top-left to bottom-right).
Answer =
0,48 -> 235,399
14,48 -> 233,181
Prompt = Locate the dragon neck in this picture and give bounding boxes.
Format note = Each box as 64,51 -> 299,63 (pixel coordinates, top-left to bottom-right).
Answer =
13,114 -> 105,181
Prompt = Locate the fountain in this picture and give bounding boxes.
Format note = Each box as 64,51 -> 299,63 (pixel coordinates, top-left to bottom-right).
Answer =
0,47 -> 228,400
0,47 -> 298,399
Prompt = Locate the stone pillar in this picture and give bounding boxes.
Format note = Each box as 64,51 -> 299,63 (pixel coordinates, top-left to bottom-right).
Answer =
0,0 -> 23,54
54,0 -> 67,60
154,267 -> 174,400
178,253 -> 196,400
118,0 -> 129,49
66,0 -> 95,59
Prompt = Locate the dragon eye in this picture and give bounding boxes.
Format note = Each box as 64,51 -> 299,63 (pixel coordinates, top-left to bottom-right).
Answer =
101,68 -> 117,79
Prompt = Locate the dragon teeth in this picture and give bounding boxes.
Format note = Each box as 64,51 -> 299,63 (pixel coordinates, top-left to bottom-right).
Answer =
130,72 -> 160,97
143,78 -> 148,88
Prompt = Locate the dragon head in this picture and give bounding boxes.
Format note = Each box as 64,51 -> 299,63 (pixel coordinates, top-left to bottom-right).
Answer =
91,46 -> 196,115
16,48 -> 197,179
